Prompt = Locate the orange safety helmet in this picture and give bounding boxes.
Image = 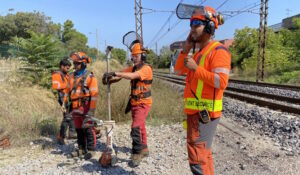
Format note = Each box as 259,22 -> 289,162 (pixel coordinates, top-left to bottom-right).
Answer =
131,43 -> 145,55
190,6 -> 224,30
71,52 -> 91,63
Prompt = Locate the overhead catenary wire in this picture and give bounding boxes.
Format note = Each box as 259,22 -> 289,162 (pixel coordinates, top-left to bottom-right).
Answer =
147,0 -> 208,48
171,1 -> 262,43
216,0 -> 231,10
145,0 -> 184,48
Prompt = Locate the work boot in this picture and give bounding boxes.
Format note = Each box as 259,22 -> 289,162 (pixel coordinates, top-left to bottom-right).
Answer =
141,147 -> 149,158
68,131 -> 77,139
69,148 -> 86,158
84,150 -> 96,160
57,134 -> 65,145
129,154 -> 142,167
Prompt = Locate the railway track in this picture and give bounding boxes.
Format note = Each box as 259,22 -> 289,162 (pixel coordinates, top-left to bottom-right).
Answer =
154,72 -> 300,115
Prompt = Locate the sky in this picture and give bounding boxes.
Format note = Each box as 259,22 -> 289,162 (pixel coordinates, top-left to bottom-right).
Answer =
1,0 -> 300,53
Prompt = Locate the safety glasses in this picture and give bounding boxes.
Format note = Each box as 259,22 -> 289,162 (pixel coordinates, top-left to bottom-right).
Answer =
73,61 -> 81,66
190,20 -> 205,27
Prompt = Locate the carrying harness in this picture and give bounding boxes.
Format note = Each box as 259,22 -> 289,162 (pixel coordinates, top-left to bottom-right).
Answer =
70,70 -> 93,108
130,64 -> 152,101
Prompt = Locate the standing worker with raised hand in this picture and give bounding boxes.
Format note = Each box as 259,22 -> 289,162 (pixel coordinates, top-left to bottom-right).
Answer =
175,4 -> 230,175
102,32 -> 152,167
52,58 -> 76,145
63,52 -> 99,160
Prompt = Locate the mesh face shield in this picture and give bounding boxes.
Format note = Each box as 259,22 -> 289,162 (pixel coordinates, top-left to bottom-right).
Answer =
122,31 -> 142,51
176,3 -> 206,19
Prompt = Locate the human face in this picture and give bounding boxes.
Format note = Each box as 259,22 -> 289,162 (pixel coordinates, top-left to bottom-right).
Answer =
73,61 -> 82,71
61,65 -> 70,74
131,53 -> 142,66
190,19 -> 206,42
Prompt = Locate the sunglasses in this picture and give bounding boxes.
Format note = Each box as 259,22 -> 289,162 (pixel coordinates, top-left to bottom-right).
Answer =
190,20 -> 205,27
73,62 -> 81,66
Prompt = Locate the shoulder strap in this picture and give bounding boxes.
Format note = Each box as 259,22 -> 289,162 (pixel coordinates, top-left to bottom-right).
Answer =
81,71 -> 92,95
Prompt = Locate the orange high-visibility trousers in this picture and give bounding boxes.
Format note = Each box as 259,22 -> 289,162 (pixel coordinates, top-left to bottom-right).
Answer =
187,114 -> 220,175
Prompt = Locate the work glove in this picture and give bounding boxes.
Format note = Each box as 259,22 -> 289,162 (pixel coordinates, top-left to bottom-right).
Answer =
64,113 -> 73,121
102,72 -> 116,85
61,103 -> 67,113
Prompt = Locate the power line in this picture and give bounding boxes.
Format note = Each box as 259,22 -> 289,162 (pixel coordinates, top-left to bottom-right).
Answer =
146,0 -> 183,47
147,0 -> 208,48
172,1 -> 262,44
141,7 -> 174,14
216,0 -> 230,10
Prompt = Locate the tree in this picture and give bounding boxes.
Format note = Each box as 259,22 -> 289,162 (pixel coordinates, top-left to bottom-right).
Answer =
158,46 -> 172,68
112,48 -> 126,64
9,31 -> 65,87
145,49 -> 157,65
62,20 -> 74,43
62,19 -> 88,53
0,12 -> 62,57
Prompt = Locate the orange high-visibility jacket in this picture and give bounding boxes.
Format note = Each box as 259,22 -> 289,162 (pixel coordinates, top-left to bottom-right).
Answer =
64,71 -> 98,114
123,64 -> 153,106
175,41 -> 231,118
52,70 -> 69,91
52,70 -> 69,104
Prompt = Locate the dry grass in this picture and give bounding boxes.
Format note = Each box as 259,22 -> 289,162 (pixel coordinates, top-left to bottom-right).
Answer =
90,61 -> 185,124
0,84 -> 61,145
0,59 -> 185,146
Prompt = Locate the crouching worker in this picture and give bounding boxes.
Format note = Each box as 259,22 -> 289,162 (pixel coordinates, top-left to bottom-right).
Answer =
102,41 -> 152,167
64,52 -> 98,160
52,58 -> 76,145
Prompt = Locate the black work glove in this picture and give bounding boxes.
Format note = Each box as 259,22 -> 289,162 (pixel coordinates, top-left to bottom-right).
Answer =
102,72 -> 116,85
64,113 -> 73,121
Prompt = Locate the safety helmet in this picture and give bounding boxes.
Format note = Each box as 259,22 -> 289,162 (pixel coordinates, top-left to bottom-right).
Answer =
131,43 -> 145,55
190,6 -> 224,30
71,52 -> 91,63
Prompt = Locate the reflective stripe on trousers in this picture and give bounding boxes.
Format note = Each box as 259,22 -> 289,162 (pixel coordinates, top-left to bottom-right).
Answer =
187,114 -> 220,175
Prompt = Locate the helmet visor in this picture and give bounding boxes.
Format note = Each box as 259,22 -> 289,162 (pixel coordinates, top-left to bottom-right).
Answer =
176,3 -> 206,19
122,31 -> 142,51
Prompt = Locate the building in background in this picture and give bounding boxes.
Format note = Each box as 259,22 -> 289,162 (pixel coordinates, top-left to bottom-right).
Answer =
269,13 -> 300,32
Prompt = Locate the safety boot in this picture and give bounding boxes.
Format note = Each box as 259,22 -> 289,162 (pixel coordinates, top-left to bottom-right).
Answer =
129,154 -> 142,167
69,148 -> 86,158
84,150 -> 96,160
141,147 -> 149,158
57,134 -> 65,145
68,131 -> 77,139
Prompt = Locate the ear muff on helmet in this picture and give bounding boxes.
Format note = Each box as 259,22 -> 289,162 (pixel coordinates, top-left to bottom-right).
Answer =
204,20 -> 216,35
141,53 -> 146,61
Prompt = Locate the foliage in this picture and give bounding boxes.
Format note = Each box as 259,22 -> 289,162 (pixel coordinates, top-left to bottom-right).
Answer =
111,48 -> 127,64
9,31 -> 65,87
145,49 -> 158,66
62,20 -> 88,53
230,20 -> 300,84
158,46 -> 172,68
0,12 -> 61,44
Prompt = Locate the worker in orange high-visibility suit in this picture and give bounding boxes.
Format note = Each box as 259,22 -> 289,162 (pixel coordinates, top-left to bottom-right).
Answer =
175,6 -> 230,175
52,58 -> 76,145
102,42 -> 152,167
63,52 -> 98,160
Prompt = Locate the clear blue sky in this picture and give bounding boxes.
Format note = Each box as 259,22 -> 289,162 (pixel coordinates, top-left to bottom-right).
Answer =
1,0 -> 300,53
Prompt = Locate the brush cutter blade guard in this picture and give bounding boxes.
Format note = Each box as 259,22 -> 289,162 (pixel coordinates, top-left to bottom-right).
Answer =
122,31 -> 142,51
